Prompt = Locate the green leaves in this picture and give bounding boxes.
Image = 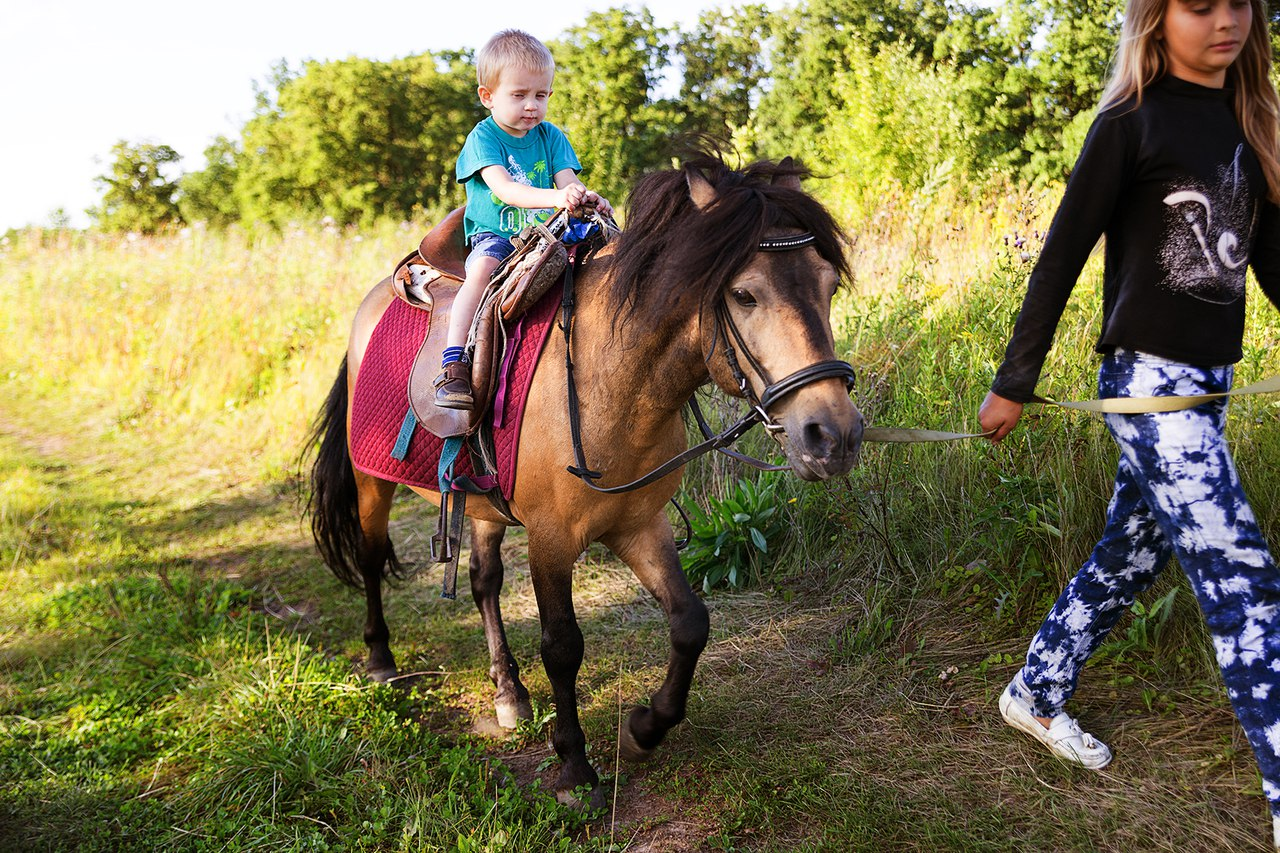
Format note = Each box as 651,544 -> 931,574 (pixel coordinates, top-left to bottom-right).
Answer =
232,53 -> 483,227
85,1 -> 1148,233
89,141 -> 184,234
680,476 -> 788,593
676,4 -> 772,139
548,7 -> 678,206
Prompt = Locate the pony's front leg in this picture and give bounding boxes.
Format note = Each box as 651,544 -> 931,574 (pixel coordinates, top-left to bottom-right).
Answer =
528,534 -> 603,808
603,513 -> 709,761
469,518 -> 532,728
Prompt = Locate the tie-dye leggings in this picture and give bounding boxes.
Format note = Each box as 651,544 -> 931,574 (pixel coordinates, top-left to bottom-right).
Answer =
1011,348 -> 1280,812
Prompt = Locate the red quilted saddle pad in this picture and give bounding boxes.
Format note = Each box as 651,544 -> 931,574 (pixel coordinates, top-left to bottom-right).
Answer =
348,285 -> 560,500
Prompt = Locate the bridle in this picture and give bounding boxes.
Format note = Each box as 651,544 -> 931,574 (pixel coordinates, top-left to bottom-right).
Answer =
563,230 -> 856,494
713,232 -> 856,434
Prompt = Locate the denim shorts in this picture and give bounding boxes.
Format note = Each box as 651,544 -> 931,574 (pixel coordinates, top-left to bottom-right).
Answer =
465,232 -> 515,274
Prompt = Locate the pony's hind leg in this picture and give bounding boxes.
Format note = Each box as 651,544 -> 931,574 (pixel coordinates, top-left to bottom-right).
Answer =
602,513 -> 710,761
306,356 -> 403,683
469,518 -> 532,728
355,470 -> 400,681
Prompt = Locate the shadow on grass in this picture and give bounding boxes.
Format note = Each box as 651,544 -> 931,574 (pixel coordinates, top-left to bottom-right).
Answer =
0,783 -> 172,853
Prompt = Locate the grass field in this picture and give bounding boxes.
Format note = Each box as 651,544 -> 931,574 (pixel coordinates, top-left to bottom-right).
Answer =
3,190 -> 1280,850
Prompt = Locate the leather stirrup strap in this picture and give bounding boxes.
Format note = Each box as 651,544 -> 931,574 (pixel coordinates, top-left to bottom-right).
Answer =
440,491 -> 465,600
430,488 -> 466,600
431,437 -> 468,599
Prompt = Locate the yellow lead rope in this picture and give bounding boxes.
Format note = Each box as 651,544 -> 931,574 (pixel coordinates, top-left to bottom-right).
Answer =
863,426 -> 993,443
861,374 -> 1280,443
1034,373 -> 1280,413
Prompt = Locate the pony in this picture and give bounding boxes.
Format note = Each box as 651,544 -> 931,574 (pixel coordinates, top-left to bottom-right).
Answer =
306,152 -> 864,806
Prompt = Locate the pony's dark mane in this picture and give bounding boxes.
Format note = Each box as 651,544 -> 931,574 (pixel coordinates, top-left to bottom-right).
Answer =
605,153 -> 851,321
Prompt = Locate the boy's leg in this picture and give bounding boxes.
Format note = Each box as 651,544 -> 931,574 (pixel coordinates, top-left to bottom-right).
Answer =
435,256 -> 499,410
447,256 -> 498,350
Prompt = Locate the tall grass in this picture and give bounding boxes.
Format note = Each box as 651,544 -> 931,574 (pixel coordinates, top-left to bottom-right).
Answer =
831,181 -> 1280,660
0,221 -> 420,485
11,181 -> 1279,651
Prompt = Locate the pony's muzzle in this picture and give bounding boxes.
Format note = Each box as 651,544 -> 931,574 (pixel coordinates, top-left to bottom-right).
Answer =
787,408 -> 864,480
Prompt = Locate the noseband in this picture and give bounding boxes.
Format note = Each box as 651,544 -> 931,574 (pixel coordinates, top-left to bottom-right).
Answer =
563,230 -> 857,494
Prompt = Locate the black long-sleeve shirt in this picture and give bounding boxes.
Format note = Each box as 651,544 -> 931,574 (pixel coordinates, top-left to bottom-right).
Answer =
992,75 -> 1280,403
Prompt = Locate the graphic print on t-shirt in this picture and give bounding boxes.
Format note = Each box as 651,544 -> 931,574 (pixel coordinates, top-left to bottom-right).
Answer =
492,156 -> 552,235
1160,145 -> 1252,305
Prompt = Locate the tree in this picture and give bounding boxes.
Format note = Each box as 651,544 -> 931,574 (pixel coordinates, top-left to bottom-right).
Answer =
1273,5 -> 1280,61
933,1 -> 1040,176
1018,0 -> 1125,180
751,0 -> 955,161
89,141 -> 184,233
816,36 -> 980,221
930,0 -> 1123,183
178,135 -> 241,227
231,52 -> 482,227
549,7 -> 680,205
676,4 -> 773,142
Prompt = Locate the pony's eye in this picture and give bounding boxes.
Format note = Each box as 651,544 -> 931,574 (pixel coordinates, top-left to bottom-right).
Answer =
730,288 -> 757,307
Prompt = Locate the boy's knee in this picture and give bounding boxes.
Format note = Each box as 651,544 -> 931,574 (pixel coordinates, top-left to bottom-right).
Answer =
464,255 -> 499,282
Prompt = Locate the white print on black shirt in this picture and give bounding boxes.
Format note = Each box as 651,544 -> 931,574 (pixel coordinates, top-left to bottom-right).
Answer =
1160,145 -> 1252,305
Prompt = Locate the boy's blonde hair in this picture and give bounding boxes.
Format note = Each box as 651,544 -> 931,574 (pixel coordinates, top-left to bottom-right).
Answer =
1099,0 -> 1280,201
477,29 -> 555,90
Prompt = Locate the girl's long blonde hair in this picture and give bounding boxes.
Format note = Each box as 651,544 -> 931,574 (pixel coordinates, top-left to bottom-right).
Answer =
1100,0 -> 1280,201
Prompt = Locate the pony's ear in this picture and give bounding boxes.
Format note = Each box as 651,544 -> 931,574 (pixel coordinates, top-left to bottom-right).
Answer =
687,169 -> 717,210
773,156 -> 802,190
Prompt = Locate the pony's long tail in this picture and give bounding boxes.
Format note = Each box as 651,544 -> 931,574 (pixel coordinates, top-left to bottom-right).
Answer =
305,356 -> 401,588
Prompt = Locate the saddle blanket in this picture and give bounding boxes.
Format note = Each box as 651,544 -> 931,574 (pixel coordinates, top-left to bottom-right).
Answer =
348,284 -> 561,500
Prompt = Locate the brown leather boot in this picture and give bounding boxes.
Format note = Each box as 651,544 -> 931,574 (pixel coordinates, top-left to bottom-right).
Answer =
433,361 -> 474,410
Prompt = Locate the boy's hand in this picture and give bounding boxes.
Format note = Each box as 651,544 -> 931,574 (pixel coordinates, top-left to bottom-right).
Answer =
561,184 -> 587,213
583,191 -> 614,218
978,391 -> 1024,443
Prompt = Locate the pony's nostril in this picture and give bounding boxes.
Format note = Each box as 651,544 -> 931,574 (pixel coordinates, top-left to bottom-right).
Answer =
802,421 -> 840,459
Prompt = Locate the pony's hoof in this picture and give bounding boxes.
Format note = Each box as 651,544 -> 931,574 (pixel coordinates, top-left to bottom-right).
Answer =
495,698 -> 533,729
367,666 -> 398,683
556,785 -> 607,812
618,723 -> 657,763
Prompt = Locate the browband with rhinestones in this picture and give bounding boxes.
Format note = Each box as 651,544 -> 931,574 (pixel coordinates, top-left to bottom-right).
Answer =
758,232 -> 816,252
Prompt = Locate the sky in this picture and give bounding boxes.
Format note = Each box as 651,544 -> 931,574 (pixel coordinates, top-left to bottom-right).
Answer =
0,0 -> 782,232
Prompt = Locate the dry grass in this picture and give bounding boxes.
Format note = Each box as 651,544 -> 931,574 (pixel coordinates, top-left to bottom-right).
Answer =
838,178 -> 1058,299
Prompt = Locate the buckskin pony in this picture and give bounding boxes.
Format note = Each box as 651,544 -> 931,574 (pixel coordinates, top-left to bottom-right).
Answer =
306,153 -> 864,807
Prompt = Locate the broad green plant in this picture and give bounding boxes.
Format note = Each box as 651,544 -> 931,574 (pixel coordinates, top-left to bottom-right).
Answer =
680,475 -> 787,592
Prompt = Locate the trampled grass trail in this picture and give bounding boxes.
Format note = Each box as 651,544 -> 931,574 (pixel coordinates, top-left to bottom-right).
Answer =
3,210 -> 1279,849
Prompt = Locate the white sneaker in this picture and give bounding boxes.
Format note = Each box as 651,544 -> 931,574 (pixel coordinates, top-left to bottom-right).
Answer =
999,677 -> 1112,770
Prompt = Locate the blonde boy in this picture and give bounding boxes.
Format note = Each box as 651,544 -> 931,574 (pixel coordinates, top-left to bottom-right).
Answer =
435,29 -> 612,409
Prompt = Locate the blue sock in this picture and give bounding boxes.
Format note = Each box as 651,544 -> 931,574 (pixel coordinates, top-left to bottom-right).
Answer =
441,346 -> 466,367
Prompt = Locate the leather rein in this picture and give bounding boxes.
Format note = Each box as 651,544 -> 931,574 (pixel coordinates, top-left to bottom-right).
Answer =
561,231 -> 856,495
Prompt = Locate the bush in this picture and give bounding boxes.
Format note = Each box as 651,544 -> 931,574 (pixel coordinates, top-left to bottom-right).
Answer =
680,475 -> 788,592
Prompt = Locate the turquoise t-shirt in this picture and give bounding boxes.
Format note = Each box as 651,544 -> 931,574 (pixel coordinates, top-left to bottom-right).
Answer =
455,117 -> 581,240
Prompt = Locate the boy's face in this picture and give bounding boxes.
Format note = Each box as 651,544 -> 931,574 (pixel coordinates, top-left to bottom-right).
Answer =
479,67 -> 554,138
